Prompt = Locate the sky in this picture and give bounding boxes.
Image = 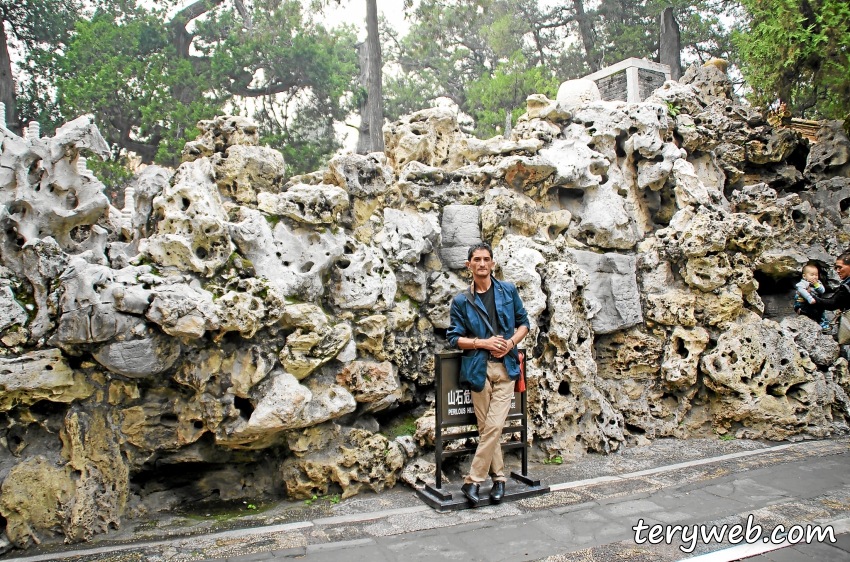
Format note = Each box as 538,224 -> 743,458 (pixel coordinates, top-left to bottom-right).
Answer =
313,1 -> 414,41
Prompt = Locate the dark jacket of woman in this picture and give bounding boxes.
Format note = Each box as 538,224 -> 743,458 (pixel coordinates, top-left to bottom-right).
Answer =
814,278 -> 850,310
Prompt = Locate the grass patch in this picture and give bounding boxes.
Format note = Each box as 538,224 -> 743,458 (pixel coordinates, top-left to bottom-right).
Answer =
719,434 -> 736,441
383,415 -> 417,440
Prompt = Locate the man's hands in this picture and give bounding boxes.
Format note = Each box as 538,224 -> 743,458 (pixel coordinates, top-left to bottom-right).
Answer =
482,335 -> 513,358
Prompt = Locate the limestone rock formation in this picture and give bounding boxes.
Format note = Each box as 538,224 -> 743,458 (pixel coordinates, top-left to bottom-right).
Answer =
0,59 -> 849,550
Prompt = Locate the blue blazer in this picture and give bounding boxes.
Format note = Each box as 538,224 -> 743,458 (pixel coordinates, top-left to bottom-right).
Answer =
446,277 -> 530,392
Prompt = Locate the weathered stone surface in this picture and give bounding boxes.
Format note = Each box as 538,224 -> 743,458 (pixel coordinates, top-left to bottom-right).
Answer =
282,423 -> 405,499
279,322 -> 351,380
375,209 -> 440,265
700,312 -> 819,439
383,107 -> 467,171
182,115 -> 259,162
93,330 -> 181,378
556,79 -> 602,108
143,158 -> 233,276
661,326 -> 709,388
439,205 -> 482,269
567,249 -> 642,334
3,68 -> 850,548
145,283 -> 219,338
329,153 -> 394,199
0,284 -> 27,333
522,94 -> 572,122
257,183 -> 348,225
423,270 -> 467,329
239,372 -> 356,439
0,349 -> 93,410
780,316 -> 840,367
805,120 -> 850,179
331,242 -> 396,310
336,361 -> 400,403
0,408 -> 128,547
229,207 -> 345,301
215,144 -> 285,204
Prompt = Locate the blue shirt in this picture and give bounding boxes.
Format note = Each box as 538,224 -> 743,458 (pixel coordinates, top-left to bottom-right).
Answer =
446,277 -> 530,392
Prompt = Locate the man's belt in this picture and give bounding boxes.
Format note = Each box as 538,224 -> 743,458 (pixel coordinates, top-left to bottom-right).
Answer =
487,355 -> 504,363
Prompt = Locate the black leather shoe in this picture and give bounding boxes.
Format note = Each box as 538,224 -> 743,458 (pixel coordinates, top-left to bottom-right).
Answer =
461,483 -> 480,504
489,481 -> 505,502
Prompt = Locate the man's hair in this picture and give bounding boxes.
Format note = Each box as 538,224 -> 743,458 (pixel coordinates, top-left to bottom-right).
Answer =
802,263 -> 819,275
839,253 -> 850,266
467,243 -> 493,261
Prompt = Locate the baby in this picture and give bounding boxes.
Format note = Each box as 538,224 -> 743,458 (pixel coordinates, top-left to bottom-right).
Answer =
795,263 -> 829,329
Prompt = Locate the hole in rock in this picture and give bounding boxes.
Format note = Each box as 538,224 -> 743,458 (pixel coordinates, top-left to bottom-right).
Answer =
283,261 -> 291,267
336,258 -> 351,270
625,423 -> 645,435
159,414 -> 179,426
676,338 -> 688,357
840,198 -> 850,217
551,187 -> 585,212
8,202 -> 26,218
193,421 -> 204,429
195,247 -> 208,260
65,192 -> 78,209
557,381 -> 571,396
234,396 -> 254,419
791,209 -> 806,223
753,270 -> 798,320
786,383 -> 807,402
615,131 -> 628,158
766,383 -> 784,396
300,261 -> 314,273
70,225 -> 91,243
182,197 -> 191,211
786,142 -> 810,175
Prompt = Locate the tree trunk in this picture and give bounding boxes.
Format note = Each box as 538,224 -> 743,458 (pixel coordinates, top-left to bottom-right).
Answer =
0,23 -> 18,133
572,0 -> 598,72
356,0 -> 385,154
659,7 -> 682,81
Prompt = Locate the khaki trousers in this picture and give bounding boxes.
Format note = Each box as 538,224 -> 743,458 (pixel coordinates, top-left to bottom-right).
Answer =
464,362 -> 514,484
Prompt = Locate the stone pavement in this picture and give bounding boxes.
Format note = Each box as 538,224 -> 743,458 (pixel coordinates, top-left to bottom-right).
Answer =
5,437 -> 850,562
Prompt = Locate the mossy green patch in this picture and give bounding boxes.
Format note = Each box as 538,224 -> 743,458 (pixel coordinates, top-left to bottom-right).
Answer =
383,415 -> 417,440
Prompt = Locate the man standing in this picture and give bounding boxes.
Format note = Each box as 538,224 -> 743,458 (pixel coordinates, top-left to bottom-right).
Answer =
447,243 -> 530,505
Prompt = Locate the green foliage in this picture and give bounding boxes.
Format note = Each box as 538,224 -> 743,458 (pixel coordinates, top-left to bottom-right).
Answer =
7,0 -> 85,130
719,433 -> 736,441
465,52 -> 559,138
735,0 -> 850,119
384,415 -> 417,439
384,0 -> 737,136
543,456 -> 563,465
26,0 -> 357,171
85,154 -> 136,203
665,101 -> 681,118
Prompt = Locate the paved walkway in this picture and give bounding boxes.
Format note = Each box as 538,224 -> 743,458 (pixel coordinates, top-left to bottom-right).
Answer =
5,438 -> 850,562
